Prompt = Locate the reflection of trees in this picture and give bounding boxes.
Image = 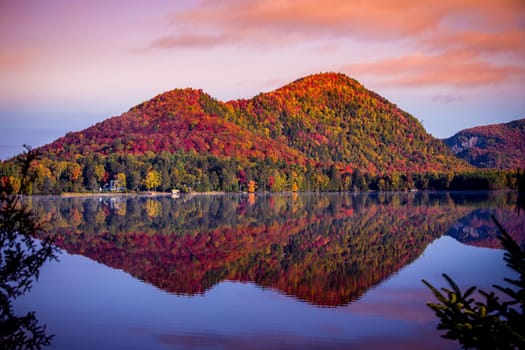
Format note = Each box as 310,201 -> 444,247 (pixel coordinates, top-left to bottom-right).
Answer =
29,192 -> 519,307
223,204 -> 468,305
30,192 -> 518,239
423,173 -> 525,349
1,148 -> 58,349
447,208 -> 525,248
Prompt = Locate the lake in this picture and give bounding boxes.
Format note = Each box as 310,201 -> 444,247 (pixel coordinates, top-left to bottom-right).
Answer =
13,192 -> 524,349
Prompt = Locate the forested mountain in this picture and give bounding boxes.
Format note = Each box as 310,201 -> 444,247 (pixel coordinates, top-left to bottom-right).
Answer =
7,73 -> 520,194
41,73 -> 466,174
444,118 -> 525,169
228,73 -> 469,173
42,88 -> 307,166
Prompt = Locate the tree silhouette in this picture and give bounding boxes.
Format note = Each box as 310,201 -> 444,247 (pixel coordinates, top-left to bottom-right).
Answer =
0,146 -> 58,349
423,172 -> 525,350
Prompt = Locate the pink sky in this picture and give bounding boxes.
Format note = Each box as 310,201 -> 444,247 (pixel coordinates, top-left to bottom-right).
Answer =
1,0 -> 524,159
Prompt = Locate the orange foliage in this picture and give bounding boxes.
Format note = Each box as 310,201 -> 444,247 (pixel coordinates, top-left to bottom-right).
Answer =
37,73 -> 471,176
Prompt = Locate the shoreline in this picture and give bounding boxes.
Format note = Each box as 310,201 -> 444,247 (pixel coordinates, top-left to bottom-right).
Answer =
59,192 -> 172,198
20,189 -> 514,199
57,191 -> 229,198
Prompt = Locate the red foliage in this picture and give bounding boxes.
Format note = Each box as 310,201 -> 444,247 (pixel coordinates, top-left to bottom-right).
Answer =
38,73 -> 472,174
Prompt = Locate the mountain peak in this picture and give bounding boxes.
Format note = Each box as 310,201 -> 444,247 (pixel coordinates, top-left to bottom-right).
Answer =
291,72 -> 360,86
273,72 -> 363,96
130,88 -> 208,114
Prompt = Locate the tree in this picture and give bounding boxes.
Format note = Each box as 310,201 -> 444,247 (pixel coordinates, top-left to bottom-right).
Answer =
271,170 -> 287,192
142,170 -> 161,192
247,180 -> 257,193
422,216 -> 525,349
115,172 -> 127,190
94,165 -> 105,184
423,172 -> 525,349
126,171 -> 141,192
1,146 -> 58,348
160,167 -> 171,192
351,168 -> 368,191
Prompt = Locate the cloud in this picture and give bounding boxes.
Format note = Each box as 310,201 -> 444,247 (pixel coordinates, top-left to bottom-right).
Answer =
155,0 -> 442,49
423,29 -> 525,57
0,50 -> 34,72
144,0 -> 525,89
432,94 -> 464,103
150,33 -> 233,49
343,50 -> 525,87
157,330 -> 356,350
152,0 -> 525,47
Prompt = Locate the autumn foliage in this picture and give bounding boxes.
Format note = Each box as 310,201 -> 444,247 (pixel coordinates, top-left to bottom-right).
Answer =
28,192 -> 523,307
44,73 -> 469,174
4,73 -> 521,194
444,118 -> 525,169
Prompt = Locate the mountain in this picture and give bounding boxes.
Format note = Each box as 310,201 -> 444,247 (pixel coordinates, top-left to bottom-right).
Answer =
42,88 -> 307,165
40,73 -> 468,175
5,72 -> 491,194
227,73 -> 468,173
444,118 -> 525,169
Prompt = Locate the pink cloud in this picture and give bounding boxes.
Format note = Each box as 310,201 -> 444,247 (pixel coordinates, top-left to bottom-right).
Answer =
0,50 -> 34,71
343,50 -> 525,87
432,94 -> 464,103
155,327 -> 446,350
158,0 -> 442,47
146,0 -> 525,89
424,29 -> 525,57
154,0 -> 525,46
150,33 -> 233,49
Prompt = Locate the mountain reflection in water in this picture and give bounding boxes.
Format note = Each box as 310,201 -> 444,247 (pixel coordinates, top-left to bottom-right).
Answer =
28,192 -> 523,307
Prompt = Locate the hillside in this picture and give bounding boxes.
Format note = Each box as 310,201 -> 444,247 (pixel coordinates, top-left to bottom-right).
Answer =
41,73 -> 468,174
444,118 -> 525,169
4,72 -> 483,194
228,73 -> 466,173
42,89 -> 307,165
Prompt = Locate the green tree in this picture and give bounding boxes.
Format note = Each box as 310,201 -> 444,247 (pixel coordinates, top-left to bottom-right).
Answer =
94,165 -> 106,184
271,170 -> 287,192
352,168 -> 368,191
423,217 -> 525,349
160,167 -> 171,192
127,171 -> 141,192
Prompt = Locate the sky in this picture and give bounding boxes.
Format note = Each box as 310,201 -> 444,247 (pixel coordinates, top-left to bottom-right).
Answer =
1,0 -> 524,160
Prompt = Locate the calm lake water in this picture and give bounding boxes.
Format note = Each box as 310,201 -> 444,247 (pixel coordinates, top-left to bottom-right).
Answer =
14,192 -> 524,349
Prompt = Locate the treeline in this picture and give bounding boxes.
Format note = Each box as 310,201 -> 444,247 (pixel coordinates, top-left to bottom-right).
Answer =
0,151 -> 520,195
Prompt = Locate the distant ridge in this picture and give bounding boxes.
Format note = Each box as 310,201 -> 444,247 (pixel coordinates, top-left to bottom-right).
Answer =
444,118 -> 525,169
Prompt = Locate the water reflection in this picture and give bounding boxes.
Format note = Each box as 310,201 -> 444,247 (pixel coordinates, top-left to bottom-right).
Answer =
28,192 -> 522,307
1,195 -> 58,348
